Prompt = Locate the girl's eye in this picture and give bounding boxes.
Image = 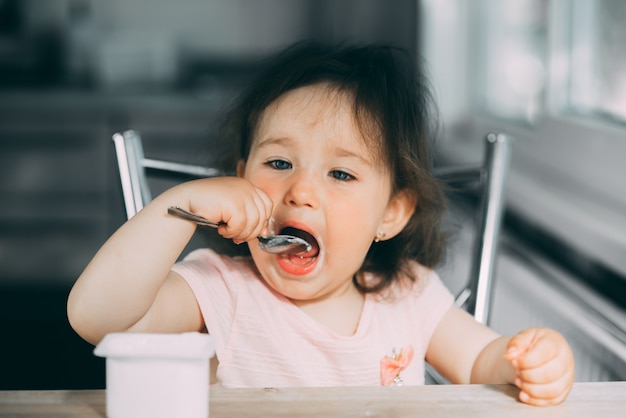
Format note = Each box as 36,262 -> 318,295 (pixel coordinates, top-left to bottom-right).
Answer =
329,170 -> 356,182
266,159 -> 292,170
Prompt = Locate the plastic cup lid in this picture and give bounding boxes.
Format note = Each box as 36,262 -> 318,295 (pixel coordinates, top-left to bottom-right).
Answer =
94,332 -> 215,360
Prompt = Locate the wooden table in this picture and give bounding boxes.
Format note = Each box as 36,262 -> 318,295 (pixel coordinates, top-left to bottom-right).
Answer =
0,382 -> 624,417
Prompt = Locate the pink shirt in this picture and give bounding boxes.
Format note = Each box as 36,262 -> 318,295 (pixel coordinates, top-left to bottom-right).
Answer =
172,249 -> 453,388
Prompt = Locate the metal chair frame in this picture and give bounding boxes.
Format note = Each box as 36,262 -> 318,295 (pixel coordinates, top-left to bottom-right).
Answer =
112,130 -> 513,325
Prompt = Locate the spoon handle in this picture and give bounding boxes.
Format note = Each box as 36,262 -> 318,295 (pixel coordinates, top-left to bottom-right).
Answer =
167,206 -> 312,254
167,206 -> 223,228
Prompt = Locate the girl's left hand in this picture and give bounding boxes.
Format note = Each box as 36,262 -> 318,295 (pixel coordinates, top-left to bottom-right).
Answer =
505,328 -> 575,406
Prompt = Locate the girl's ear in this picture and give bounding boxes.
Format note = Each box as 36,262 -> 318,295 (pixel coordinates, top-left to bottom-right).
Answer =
236,160 -> 246,177
377,190 -> 416,241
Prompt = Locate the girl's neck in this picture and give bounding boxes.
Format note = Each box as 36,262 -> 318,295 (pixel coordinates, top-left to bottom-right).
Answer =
291,281 -> 365,337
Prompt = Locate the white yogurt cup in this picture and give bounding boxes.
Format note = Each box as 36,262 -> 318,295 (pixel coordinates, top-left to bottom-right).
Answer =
94,332 -> 215,418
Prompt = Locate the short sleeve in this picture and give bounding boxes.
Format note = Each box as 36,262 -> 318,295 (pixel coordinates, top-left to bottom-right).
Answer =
171,249 -> 252,351
411,267 -> 455,346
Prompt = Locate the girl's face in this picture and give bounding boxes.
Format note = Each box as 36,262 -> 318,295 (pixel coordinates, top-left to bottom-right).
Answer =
240,84 -> 413,305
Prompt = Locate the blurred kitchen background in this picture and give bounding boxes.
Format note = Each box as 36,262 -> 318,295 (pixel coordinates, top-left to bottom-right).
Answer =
0,0 -> 624,390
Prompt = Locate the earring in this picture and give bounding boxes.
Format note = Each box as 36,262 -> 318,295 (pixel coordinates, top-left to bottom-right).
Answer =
374,231 -> 386,243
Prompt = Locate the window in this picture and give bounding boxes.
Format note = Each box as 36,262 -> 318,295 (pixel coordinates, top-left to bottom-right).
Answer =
420,0 -> 626,300
568,0 -> 626,122
477,0 -> 548,123
476,0 -> 626,125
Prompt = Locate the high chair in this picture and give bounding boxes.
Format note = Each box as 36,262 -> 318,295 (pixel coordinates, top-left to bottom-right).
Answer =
112,130 -> 513,325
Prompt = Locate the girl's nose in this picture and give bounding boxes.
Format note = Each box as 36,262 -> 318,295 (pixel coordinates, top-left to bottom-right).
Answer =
283,170 -> 320,209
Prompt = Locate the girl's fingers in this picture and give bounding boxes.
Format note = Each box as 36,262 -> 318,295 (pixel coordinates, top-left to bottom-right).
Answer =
225,202 -> 267,241
516,370 -> 574,406
519,388 -> 569,407
505,328 -> 538,360
506,328 -> 575,406
255,186 -> 275,218
213,181 -> 273,241
508,329 -> 563,370
235,187 -> 272,240
188,177 -> 273,242
252,187 -> 274,236
516,350 -> 570,383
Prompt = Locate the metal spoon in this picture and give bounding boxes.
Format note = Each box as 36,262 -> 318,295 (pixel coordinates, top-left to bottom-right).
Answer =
167,206 -> 312,255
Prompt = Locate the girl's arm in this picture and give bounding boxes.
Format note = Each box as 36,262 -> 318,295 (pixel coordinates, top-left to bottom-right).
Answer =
426,306 -> 574,406
67,176 -> 272,345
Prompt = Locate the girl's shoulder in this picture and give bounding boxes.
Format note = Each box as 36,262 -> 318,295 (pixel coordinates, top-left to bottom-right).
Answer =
370,260 -> 450,303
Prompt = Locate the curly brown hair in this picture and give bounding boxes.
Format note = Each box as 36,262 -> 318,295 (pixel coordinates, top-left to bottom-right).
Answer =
217,41 -> 447,293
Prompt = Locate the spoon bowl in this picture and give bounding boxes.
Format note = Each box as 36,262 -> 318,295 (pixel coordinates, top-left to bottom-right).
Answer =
167,206 -> 312,255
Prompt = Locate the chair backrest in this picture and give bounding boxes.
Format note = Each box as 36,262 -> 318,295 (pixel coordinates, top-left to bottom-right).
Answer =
441,133 -> 513,325
112,130 -> 512,325
112,130 -> 226,220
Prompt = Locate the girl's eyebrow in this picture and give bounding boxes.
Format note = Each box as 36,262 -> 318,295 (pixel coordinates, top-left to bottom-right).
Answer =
256,136 -> 373,165
334,147 -> 373,165
255,136 -> 292,148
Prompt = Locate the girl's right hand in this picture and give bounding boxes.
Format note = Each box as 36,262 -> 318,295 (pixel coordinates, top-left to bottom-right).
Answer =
182,176 -> 274,244
69,175 -> 272,345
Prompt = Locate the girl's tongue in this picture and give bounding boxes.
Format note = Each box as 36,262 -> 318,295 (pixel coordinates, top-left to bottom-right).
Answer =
280,227 -> 320,267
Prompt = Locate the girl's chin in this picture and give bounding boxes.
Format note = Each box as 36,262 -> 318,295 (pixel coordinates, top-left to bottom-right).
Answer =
274,286 -> 317,304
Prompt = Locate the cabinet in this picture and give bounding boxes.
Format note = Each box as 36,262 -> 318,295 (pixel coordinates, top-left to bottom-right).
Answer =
0,92 -> 221,285
0,100 -> 111,284
0,91 -> 221,389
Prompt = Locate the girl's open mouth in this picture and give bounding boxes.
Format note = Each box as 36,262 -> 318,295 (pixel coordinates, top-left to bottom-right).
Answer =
277,227 -> 320,274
